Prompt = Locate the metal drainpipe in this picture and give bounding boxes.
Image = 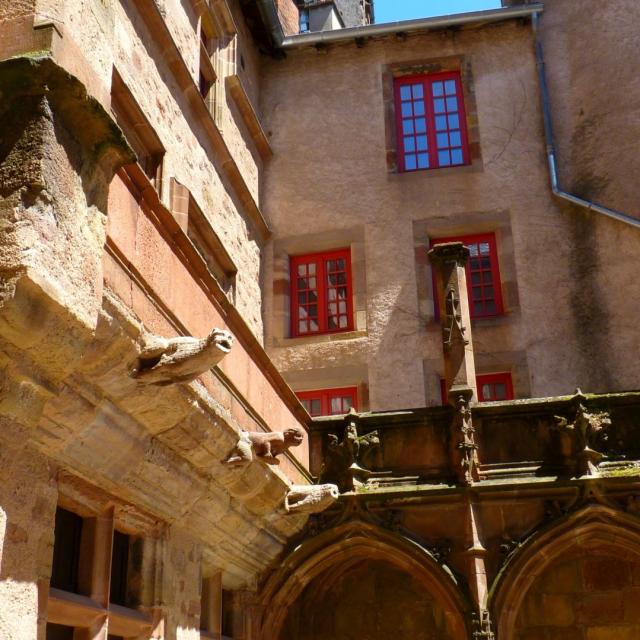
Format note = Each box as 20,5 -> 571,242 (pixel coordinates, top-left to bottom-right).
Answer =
532,12 -> 640,229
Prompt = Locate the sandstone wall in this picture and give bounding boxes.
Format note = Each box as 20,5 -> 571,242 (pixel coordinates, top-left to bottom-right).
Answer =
260,17 -> 640,410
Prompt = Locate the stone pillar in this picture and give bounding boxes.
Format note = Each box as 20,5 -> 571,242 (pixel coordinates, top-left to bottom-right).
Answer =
427,242 -> 477,402
428,242 -> 479,485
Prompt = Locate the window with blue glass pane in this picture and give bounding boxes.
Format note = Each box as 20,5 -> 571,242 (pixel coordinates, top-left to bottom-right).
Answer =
394,71 -> 469,172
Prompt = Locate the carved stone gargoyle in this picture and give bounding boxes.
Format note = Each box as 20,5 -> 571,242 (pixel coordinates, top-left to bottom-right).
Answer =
554,390 -> 611,477
319,410 -> 382,492
130,328 -> 233,385
284,483 -> 339,515
223,427 -> 304,467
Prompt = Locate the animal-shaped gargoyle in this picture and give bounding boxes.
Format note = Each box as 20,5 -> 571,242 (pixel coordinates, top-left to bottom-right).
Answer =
224,427 -> 304,467
130,328 -> 233,385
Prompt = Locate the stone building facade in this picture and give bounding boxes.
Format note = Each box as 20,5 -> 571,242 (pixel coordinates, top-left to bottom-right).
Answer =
0,0 -> 639,639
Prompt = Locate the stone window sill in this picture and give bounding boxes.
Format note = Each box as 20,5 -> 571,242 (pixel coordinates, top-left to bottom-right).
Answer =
273,329 -> 368,348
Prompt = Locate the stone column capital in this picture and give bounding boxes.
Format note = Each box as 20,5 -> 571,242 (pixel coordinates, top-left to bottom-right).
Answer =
427,242 -> 470,267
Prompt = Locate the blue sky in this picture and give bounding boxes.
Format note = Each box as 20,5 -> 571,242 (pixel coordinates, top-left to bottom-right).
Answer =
374,0 -> 502,24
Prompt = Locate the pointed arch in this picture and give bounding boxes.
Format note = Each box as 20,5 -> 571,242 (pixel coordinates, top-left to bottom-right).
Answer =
258,520 -> 470,639
489,505 -> 640,639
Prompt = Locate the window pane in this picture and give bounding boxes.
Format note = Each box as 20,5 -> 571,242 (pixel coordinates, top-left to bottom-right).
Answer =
402,119 -> 414,135
412,84 -> 424,99
450,131 -> 461,146
414,101 -> 425,116
404,137 -> 415,152
401,102 -> 412,117
297,264 -> 306,276
330,397 -> 341,414
481,384 -> 491,400
434,98 -> 445,113
342,395 -> 353,410
405,154 -> 417,170
311,399 -> 321,415
446,97 -> 458,111
471,272 -> 481,285
308,263 -> 316,274
495,383 -> 507,400
435,115 -> 447,131
436,132 -> 449,148
339,316 -> 348,328
310,319 -> 319,331
468,243 -> 479,257
415,118 -> 427,133
479,242 -> 490,255
298,292 -> 307,304
451,148 -> 463,165
400,85 -> 411,100
416,135 -> 428,151
438,150 -> 451,166
417,153 -> 429,169
432,82 -> 444,96
483,272 -> 492,284
445,79 -> 457,94
448,114 -> 459,129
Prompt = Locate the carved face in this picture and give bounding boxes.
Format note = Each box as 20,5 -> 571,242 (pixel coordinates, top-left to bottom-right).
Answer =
284,427 -> 304,447
208,328 -> 234,353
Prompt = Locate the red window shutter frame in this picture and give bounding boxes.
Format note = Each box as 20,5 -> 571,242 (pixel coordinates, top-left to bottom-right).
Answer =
297,387 -> 359,417
430,232 -> 504,319
394,71 -> 471,173
290,249 -> 354,338
477,372 -> 514,402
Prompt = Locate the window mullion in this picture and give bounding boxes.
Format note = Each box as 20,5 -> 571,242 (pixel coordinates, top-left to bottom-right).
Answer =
424,78 -> 438,169
319,257 -> 328,333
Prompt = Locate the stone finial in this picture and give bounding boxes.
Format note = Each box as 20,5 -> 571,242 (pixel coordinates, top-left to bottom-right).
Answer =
284,484 -> 339,514
554,401 -> 611,477
318,413 -> 382,492
224,427 -> 304,467
130,328 -> 233,385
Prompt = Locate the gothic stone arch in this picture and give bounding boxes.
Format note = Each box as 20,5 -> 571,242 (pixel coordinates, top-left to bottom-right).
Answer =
258,520 -> 470,640
490,505 -> 640,639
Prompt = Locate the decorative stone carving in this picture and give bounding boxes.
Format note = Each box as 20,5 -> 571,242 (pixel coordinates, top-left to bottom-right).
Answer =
471,610 -> 495,639
319,410 -> 382,492
452,388 -> 479,486
130,328 -> 233,385
444,287 -> 468,350
224,427 -> 304,467
284,484 -> 339,514
554,390 -> 611,477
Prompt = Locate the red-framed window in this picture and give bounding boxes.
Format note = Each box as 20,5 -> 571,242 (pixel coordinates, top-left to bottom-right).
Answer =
297,387 -> 358,417
290,249 -> 354,337
477,372 -> 514,402
394,71 -> 470,172
431,233 -> 504,318
440,373 -> 514,405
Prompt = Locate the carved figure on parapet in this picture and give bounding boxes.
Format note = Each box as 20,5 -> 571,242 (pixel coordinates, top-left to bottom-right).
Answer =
553,389 -> 611,477
224,427 -> 304,467
284,483 -> 339,514
130,327 -> 233,385
319,409 -> 382,492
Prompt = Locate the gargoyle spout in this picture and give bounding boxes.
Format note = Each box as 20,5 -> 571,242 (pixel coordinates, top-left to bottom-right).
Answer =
130,328 -> 234,385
